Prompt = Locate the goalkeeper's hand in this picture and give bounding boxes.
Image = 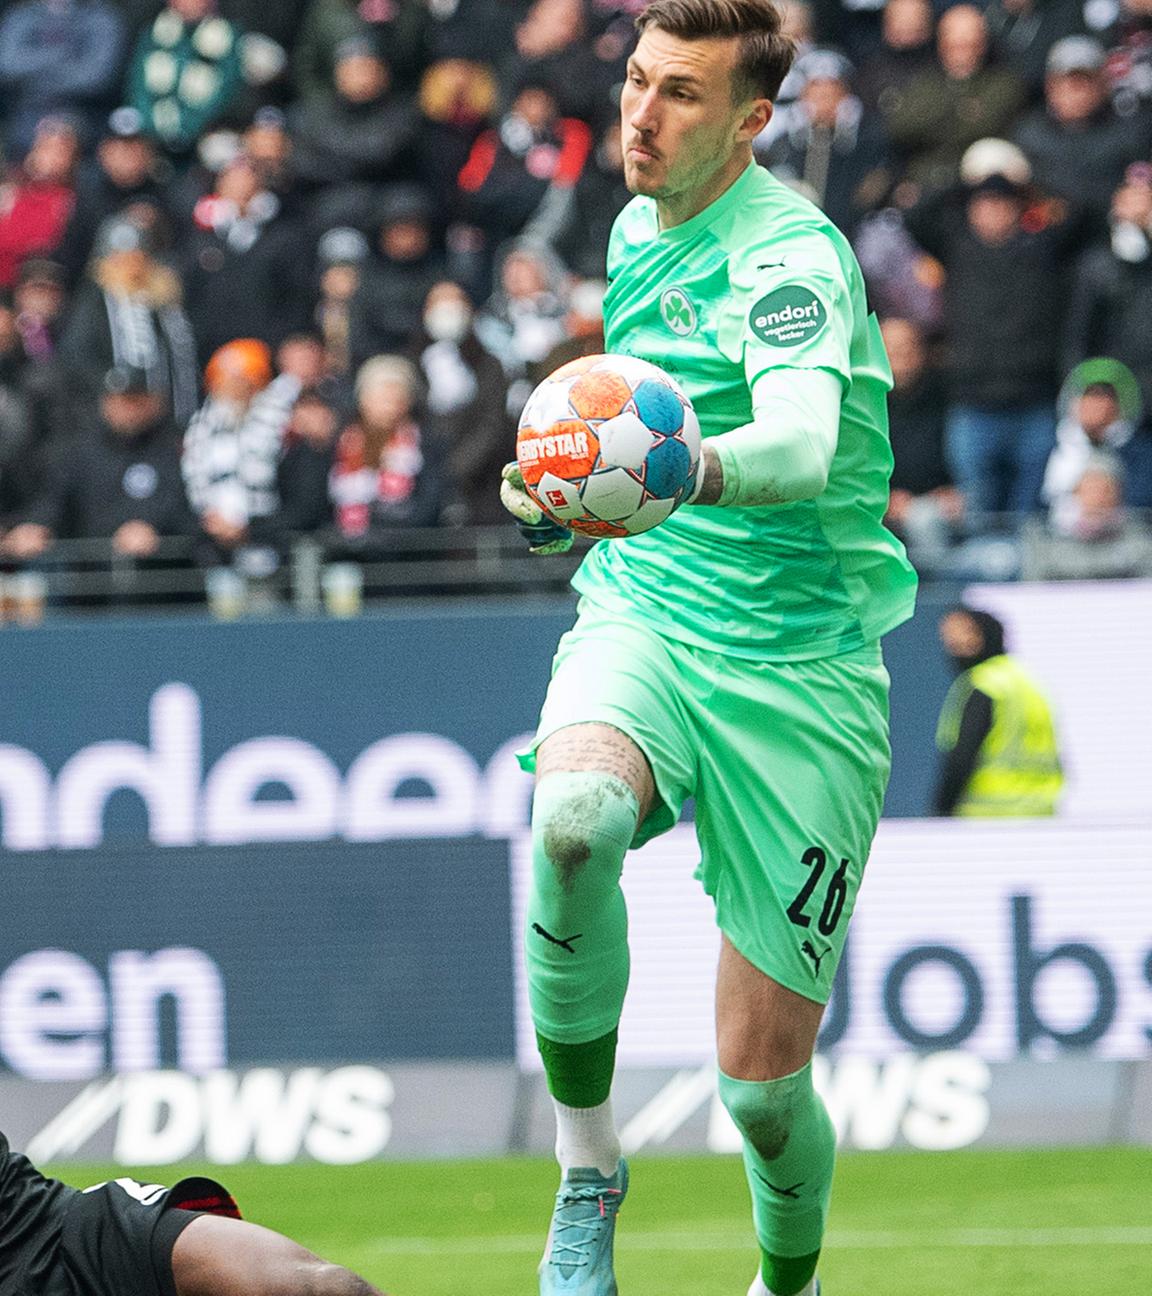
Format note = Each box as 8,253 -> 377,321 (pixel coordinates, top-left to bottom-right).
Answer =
500,463 -> 573,555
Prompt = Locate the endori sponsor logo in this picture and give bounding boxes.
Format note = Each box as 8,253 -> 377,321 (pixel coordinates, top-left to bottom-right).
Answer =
750,285 -> 827,347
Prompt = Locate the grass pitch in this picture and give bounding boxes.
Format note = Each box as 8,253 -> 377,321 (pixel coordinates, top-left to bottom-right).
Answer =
52,1149 -> 1151,1294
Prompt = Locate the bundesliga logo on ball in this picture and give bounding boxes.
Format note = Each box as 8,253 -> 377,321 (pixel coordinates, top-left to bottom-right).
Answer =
516,354 -> 702,538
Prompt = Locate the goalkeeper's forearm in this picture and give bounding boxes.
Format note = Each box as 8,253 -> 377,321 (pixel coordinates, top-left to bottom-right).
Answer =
691,368 -> 842,507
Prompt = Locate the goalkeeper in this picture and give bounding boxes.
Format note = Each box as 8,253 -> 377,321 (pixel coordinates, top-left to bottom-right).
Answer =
501,2 -> 918,1295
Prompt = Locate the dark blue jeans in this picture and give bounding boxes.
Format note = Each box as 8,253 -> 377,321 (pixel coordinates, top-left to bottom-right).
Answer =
945,402 -> 1056,519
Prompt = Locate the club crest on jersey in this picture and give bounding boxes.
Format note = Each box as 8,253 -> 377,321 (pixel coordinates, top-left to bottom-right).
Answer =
661,287 -> 697,337
750,285 -> 827,347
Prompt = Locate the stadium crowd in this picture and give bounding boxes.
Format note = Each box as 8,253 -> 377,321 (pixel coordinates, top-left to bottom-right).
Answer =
1,0 -> 1152,609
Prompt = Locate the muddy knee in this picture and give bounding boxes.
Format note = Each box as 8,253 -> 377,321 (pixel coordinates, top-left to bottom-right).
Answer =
532,772 -> 638,893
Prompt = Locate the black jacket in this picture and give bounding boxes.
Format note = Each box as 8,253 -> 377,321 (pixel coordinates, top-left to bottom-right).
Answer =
1065,242 -> 1152,411
906,188 -> 1084,406
23,416 -> 194,539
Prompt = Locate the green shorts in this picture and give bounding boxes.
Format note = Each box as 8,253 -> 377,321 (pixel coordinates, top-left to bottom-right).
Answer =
520,600 -> 892,1003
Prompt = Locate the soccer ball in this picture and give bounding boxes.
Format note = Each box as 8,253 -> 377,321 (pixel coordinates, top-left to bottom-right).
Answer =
515,354 -> 701,538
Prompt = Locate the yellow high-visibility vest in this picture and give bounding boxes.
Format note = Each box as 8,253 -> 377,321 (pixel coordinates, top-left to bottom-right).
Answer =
936,654 -> 1063,817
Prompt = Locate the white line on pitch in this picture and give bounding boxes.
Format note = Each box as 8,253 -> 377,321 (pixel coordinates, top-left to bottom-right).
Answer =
356,1226 -> 1152,1257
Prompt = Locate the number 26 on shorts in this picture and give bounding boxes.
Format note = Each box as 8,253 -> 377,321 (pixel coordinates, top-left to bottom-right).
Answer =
786,846 -> 850,937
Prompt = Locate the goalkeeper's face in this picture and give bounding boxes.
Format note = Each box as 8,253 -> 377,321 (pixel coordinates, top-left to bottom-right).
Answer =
621,27 -> 770,207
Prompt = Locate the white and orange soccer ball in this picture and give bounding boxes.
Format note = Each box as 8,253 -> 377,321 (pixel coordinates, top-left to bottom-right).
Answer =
516,354 -> 701,538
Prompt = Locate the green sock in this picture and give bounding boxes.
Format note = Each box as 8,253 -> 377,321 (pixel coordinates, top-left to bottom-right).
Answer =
525,771 -> 637,1059
718,1062 -> 835,1296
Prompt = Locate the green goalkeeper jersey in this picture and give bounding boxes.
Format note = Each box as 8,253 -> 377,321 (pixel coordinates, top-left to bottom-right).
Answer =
572,161 -> 918,660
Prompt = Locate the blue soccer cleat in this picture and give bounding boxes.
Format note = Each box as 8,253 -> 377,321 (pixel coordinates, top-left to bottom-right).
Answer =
539,1160 -> 628,1294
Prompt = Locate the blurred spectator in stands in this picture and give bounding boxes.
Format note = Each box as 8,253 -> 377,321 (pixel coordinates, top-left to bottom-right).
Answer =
1022,453 -> 1152,578
240,107 -> 299,214
1014,37 -> 1152,221
0,0 -> 125,156
0,364 -> 192,563
881,316 -> 963,571
179,151 -> 311,359
853,203 -> 943,329
534,277 -> 607,380
856,0 -> 936,116
276,332 -> 328,397
1102,0 -> 1152,117
426,0 -> 520,66
1065,164 -> 1152,410
294,0 -> 431,102
59,215 -> 199,428
0,294 -> 36,518
761,50 -> 892,240
330,354 -> 441,536
887,5 -> 1026,193
416,58 -> 499,213
906,165 -> 1084,516
6,257 -> 73,445
349,184 -> 443,368
182,337 -> 300,557
291,41 -> 419,203
507,0 -> 620,124
985,0 -> 1089,98
551,120 -> 630,280
934,606 -> 1063,817
410,279 -> 509,525
457,79 -> 592,262
1044,359 -> 1152,520
127,0 -> 246,160
0,115 -> 79,289
314,225 -> 367,384
55,108 -> 170,288
476,240 -> 569,416
252,386 -> 339,542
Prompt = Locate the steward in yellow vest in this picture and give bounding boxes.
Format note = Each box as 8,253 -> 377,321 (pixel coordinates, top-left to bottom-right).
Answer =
934,607 -> 1063,816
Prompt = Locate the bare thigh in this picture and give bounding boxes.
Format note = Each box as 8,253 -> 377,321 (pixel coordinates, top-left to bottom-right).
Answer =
716,935 -> 826,1081
536,722 -> 656,824
171,1215 -> 385,1296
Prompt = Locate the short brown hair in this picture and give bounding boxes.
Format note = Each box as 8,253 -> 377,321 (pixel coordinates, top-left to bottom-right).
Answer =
636,0 -> 796,102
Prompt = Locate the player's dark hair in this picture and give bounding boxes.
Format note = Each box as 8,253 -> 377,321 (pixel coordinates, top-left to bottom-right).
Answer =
636,0 -> 796,103
954,606 -> 1007,657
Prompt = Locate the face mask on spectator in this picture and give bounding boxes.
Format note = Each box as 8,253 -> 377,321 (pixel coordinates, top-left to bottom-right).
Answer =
425,303 -> 472,343
1111,221 -> 1150,263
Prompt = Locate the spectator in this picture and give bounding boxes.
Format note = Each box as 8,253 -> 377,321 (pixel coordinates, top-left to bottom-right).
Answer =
934,606 -> 1063,816
761,50 -> 892,239
0,364 -> 193,563
985,0 -> 1090,97
1022,453 -> 1152,578
551,120 -> 631,280
127,0 -> 246,159
886,4 -> 1027,193
855,0 -> 936,116
1014,37 -> 1152,221
349,184 -> 443,367
181,337 -> 299,556
59,216 -> 199,428
416,58 -> 499,214
330,354 -> 441,537
240,107 -> 299,214
253,387 -> 339,541
457,79 -> 593,258
475,240 -> 569,414
0,294 -> 36,519
881,316 -> 963,568
6,258 -> 74,447
55,108 -> 171,287
1102,0 -> 1152,117
178,152 -> 312,359
533,277 -> 607,381
1044,359 -> 1152,519
290,41 -> 420,192
1065,165 -> 1152,409
409,279 -> 510,525
314,224 -> 368,383
906,170 -> 1084,516
506,0 -> 620,124
293,0 -> 431,102
0,0 -> 125,156
0,115 -> 80,289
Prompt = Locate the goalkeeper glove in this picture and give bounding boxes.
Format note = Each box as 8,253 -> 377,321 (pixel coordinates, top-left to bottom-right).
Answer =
500,463 -> 573,555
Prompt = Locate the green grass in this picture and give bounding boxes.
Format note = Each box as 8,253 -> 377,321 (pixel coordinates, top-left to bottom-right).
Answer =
48,1149 -> 1152,1295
